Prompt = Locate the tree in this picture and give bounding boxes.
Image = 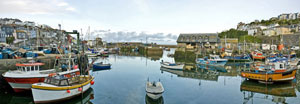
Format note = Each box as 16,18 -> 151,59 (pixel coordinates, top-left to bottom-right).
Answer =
6,37 -> 15,44
218,29 -> 248,38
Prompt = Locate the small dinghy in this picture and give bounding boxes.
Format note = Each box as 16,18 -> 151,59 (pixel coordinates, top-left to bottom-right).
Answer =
146,81 -> 164,100
93,62 -> 111,70
160,60 -> 184,70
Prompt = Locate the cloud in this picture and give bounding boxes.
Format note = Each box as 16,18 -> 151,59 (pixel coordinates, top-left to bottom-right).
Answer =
57,2 -> 68,7
66,7 -> 76,11
88,30 -> 178,44
0,0 -> 76,15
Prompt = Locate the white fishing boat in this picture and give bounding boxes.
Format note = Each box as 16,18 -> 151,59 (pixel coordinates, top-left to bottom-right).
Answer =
160,61 -> 184,70
146,81 -> 164,100
31,75 -> 95,103
2,58 -> 80,92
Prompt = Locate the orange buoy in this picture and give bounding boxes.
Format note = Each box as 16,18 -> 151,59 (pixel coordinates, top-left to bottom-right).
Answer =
78,88 -> 82,91
49,73 -> 56,77
91,81 -> 95,85
67,89 -> 70,93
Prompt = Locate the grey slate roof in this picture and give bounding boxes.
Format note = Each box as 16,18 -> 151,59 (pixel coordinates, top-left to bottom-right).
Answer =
177,33 -> 219,43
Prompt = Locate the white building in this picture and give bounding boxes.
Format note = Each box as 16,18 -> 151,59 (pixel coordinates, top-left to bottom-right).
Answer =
263,29 -> 276,36
248,29 -> 258,36
290,13 -> 297,20
24,21 -> 35,27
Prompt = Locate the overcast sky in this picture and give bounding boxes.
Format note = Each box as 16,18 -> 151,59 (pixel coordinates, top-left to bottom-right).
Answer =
0,0 -> 299,44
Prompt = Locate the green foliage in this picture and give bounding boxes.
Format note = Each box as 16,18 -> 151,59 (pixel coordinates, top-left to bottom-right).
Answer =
6,37 -> 15,44
219,29 -> 248,38
239,35 -> 262,43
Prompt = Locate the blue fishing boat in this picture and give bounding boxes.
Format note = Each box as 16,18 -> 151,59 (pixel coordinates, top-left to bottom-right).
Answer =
93,62 -> 111,70
196,55 -> 228,66
223,54 -> 252,62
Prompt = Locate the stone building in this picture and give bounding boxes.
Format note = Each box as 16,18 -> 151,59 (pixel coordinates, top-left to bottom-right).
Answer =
177,33 -> 219,49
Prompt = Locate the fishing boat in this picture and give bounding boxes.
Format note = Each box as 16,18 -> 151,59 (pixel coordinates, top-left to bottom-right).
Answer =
93,62 -> 111,70
251,50 -> 265,60
31,75 -> 94,103
241,62 -> 297,83
196,55 -> 228,66
2,58 -> 80,92
146,81 -> 164,100
160,61 -> 184,70
223,54 -> 252,62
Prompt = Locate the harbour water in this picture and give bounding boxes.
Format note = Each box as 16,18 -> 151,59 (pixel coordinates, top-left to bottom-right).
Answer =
1,49 -> 300,104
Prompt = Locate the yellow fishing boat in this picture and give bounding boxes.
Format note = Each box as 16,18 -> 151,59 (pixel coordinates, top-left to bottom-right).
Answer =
241,62 -> 297,82
31,75 -> 94,103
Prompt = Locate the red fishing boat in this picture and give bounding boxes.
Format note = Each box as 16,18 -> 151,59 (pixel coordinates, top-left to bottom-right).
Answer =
251,50 -> 265,60
2,58 -> 80,92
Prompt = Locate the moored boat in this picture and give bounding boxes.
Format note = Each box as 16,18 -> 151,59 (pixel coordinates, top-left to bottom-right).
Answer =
241,62 -> 297,83
2,58 -> 80,92
146,81 -> 164,100
223,54 -> 252,62
31,75 -> 95,103
93,62 -> 111,70
251,50 -> 265,60
160,61 -> 184,70
196,55 -> 228,66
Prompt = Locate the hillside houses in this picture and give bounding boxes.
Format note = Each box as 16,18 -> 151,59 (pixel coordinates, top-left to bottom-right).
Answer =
237,12 -> 300,37
278,13 -> 300,20
0,18 -> 65,47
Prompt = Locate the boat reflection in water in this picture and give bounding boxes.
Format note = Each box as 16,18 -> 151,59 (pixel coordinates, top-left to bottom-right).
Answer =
160,65 -> 219,82
63,88 -> 94,104
145,94 -> 164,104
240,80 -> 296,104
0,88 -> 94,104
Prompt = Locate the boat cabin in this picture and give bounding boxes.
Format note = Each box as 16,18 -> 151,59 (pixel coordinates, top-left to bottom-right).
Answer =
16,63 -> 45,72
257,62 -> 287,72
43,75 -> 89,86
209,55 -> 221,60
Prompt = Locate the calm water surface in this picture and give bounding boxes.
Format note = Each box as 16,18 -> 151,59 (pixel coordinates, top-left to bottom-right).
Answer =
1,49 -> 300,104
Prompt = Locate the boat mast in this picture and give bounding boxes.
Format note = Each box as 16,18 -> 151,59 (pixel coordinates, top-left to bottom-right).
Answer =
244,36 -> 246,54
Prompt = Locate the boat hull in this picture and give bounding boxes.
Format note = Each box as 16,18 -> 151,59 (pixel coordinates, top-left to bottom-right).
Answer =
32,83 -> 91,103
252,56 -> 265,60
196,59 -> 228,66
146,93 -> 162,100
93,64 -> 111,70
240,68 -> 297,82
31,76 -> 94,103
160,63 -> 184,70
5,77 -> 45,92
3,69 -> 80,92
